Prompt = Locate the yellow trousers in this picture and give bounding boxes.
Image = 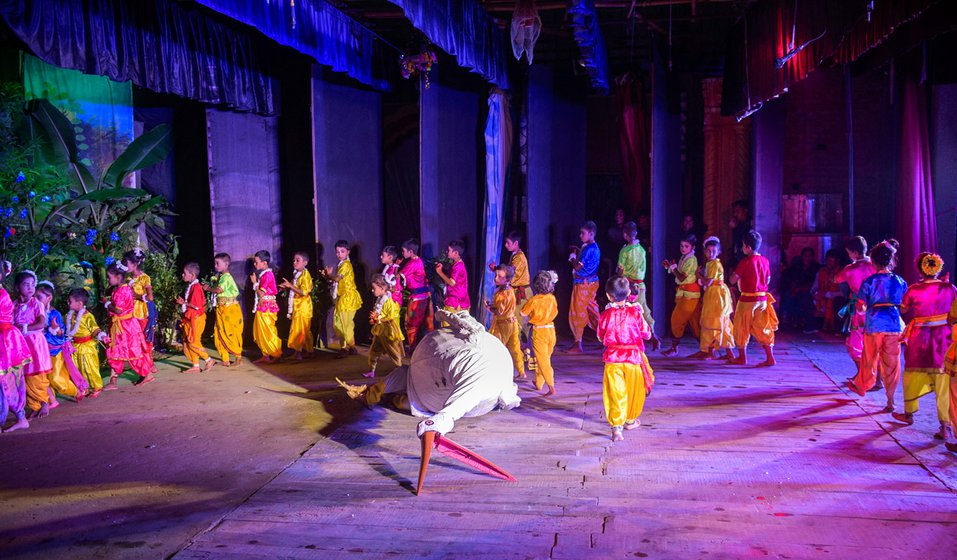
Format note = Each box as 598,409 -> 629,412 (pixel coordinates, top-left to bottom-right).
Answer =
288,312 -> 314,353
903,370 -> 950,421
491,318 -> 524,375
74,341 -> 102,391
632,284 -> 656,330
569,281 -> 600,342
25,373 -> 50,411
700,315 -> 735,352
214,304 -> 244,362
671,297 -> 701,339
369,336 -> 404,370
602,362 -> 647,427
531,326 -> 556,390
733,299 -> 778,348
333,308 -> 357,349
253,311 -> 283,358
183,314 -> 210,365
48,353 -> 78,398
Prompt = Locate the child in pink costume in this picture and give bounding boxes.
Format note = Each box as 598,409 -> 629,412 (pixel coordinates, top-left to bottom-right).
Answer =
0,260 -> 31,432
836,236 -> 878,382
12,271 -> 53,418
103,264 -> 155,390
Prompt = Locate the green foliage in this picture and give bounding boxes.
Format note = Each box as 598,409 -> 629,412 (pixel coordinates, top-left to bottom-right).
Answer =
143,237 -> 181,350
310,268 -> 334,316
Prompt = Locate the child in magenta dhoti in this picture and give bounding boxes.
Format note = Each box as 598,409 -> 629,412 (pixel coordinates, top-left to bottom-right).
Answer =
435,239 -> 471,314
846,239 -> 907,414
0,260 -> 31,433
400,238 -> 433,349
12,271 -> 53,418
103,264 -> 155,389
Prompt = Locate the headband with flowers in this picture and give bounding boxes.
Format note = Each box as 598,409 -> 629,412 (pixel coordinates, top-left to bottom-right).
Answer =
920,253 -> 944,277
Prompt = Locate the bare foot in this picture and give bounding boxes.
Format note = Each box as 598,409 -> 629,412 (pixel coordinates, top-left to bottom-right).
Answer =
563,344 -> 583,354
182,366 -> 202,373
151,365 -> 159,373
48,398 -> 60,409
650,336 -> 662,351
203,359 -> 216,371
946,441 -> 957,453
845,380 -> 865,397
348,346 -> 358,355
221,361 -> 232,368
4,417 -> 29,432
611,427 -> 624,442
935,424 -> 950,440
361,371 -> 376,378
233,357 -> 243,367
756,359 -> 775,367
89,390 -> 102,399
136,375 -> 156,386
253,356 -> 273,364
102,378 -> 119,391
891,412 -> 914,425
661,347 -> 678,357
729,356 -> 747,366
624,419 -> 641,430
688,351 -> 710,360
543,386 -> 556,397
293,352 -> 303,361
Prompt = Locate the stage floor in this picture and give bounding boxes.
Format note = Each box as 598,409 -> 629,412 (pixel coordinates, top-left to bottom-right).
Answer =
2,334 -> 956,559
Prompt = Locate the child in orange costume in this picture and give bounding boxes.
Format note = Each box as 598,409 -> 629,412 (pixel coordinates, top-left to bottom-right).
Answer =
729,230 -> 778,367
485,264 -> 524,379
522,271 -> 559,396
176,262 -> 214,373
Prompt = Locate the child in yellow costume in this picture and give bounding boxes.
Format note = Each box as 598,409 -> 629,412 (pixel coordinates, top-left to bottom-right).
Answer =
325,240 -> 363,356
695,237 -> 736,360
281,251 -> 314,360
205,253 -> 244,367
661,234 -> 701,356
485,264 -> 525,379
598,276 -> 654,442
363,274 -> 405,378
65,289 -> 108,397
251,250 -> 283,363
522,271 -> 559,396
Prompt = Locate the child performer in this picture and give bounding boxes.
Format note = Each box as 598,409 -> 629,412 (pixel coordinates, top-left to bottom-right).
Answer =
103,264 -> 155,389
123,249 -> 158,373
846,239 -> 907,414
836,236 -> 878,385
205,253 -> 243,367
400,238 -> 433,350
812,249 -> 845,333
251,250 -> 282,363
946,298 -> 957,452
435,240 -> 471,313
13,271 -> 53,418
617,221 -> 661,350
489,231 -> 532,329
364,274 -> 405,378
522,271 -> 559,396
176,262 -> 214,373
65,289 -> 107,397
380,246 -> 404,307
696,237 -> 736,360
567,221 -> 601,353
0,260 -> 31,432
598,276 -> 654,442
661,234 -> 701,356
36,281 -> 81,404
325,240 -> 363,356
281,251 -> 314,360
893,252 -> 956,437
729,230 -> 779,366
485,264 -> 525,379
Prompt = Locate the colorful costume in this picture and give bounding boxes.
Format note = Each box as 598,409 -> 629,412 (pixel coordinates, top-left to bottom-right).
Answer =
732,254 -> 778,348
900,279 -> 956,422
107,284 -> 154,378
812,266 -> 843,332
848,271 -> 908,404
443,260 -> 471,313
402,256 -> 433,349
181,280 -> 210,366
0,288 -> 31,426
488,285 -> 524,377
618,241 -> 656,333
382,263 -> 404,307
836,258 -> 877,363
15,296 -> 52,412
45,308 -> 79,399
212,271 -> 244,364
510,250 -> 532,324
944,300 -> 957,434
570,241 -> 601,342
669,253 -> 701,340
333,259 -> 363,350
522,293 -> 558,391
287,268 -> 314,353
699,259 -> 735,353
253,268 -> 283,359
597,302 -> 654,428
129,272 -> 158,349
369,295 -> 405,372
66,308 -> 104,391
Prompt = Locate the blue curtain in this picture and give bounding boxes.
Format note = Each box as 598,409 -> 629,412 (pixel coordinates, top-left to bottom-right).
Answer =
1,0 -> 277,114
385,0 -> 510,90
478,89 -> 513,326
568,0 -> 610,95
193,0 -> 391,91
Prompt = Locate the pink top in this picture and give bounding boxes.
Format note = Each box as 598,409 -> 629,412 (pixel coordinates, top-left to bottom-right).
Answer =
13,296 -> 45,331
444,260 -> 470,310
836,258 -> 877,295
902,280 -> 957,319
384,263 -> 403,306
0,288 -> 32,374
734,255 -> 771,302
257,269 -> 280,313
109,285 -> 136,317
107,285 -> 150,361
402,257 -> 429,301
597,304 -> 651,364
0,288 -> 13,324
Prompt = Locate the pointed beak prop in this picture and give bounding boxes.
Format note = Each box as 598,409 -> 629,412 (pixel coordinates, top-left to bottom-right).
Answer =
416,431 -> 516,495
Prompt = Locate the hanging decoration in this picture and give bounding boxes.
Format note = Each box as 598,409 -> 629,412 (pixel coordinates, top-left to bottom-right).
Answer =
400,48 -> 438,88
510,0 -> 542,64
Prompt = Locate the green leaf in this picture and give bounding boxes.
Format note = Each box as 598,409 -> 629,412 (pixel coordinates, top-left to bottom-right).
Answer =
102,124 -> 171,188
23,99 -> 77,168
113,196 -> 167,230
74,187 -> 149,202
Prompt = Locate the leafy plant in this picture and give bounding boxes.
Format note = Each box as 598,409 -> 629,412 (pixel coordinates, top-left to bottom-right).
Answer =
144,237 -> 182,351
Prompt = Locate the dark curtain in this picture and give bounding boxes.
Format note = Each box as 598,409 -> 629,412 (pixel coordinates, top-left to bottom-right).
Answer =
615,74 -> 648,215
1,0 -> 277,114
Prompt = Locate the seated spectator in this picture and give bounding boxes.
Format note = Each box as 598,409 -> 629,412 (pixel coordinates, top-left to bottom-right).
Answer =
811,249 -> 847,333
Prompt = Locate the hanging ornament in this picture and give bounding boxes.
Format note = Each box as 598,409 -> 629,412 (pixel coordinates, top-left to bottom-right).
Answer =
511,0 -> 542,64
400,49 -> 438,89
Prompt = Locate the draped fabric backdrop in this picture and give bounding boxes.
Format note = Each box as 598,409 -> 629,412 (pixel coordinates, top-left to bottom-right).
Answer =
896,77 -> 937,284
479,89 -> 513,327
615,73 -> 649,215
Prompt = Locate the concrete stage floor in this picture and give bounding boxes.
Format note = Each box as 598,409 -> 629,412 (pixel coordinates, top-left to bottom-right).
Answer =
1,333 -> 956,559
